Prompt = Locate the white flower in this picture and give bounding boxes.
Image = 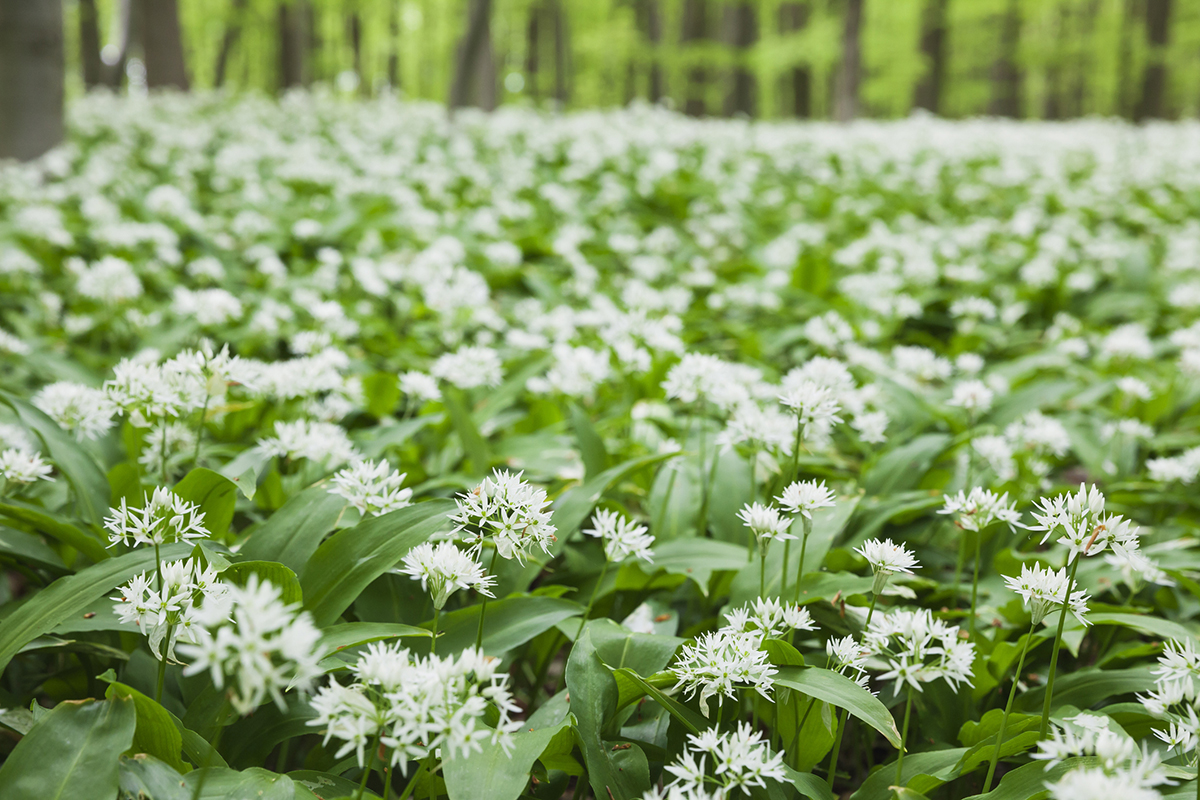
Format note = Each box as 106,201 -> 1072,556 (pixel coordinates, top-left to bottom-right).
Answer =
0,448 -> 53,485
178,574 -> 322,715
657,722 -> 787,798
582,509 -> 655,563
722,597 -> 816,640
865,608 -> 974,696
855,537 -> 919,593
737,502 -> 795,553
328,460 -> 413,516
307,682 -> 385,768
450,470 -> 557,565
399,541 -> 495,610
1031,484 -> 1139,562
776,480 -> 836,519
257,419 -> 359,468
1003,563 -> 1091,626
938,487 -> 1023,533
430,345 -> 503,390
32,381 -> 117,441
826,635 -> 870,689
777,380 -> 843,430
104,487 -> 210,548
674,629 -> 775,716
112,558 -> 228,661
399,370 -> 441,403
947,379 -> 995,413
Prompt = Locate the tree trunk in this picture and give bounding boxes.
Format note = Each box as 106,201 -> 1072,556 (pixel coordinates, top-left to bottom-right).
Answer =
388,0 -> 400,89
1135,0 -> 1171,120
348,11 -> 363,88
0,0 -> 65,161
913,0 -> 947,113
526,4 -> 540,101
681,0 -> 709,116
778,2 -> 810,117
638,0 -> 664,103
722,2 -> 757,116
449,0 -> 495,110
833,0 -> 863,121
214,0 -> 249,88
79,0 -> 104,89
988,0 -> 1021,116
551,0 -> 567,106
143,0 -> 189,89
278,1 -> 309,89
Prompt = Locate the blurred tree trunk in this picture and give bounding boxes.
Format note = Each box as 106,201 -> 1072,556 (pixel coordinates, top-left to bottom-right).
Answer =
550,0 -> 568,106
988,0 -> 1021,116
722,2 -> 757,116
348,11 -> 363,89
1134,0 -> 1171,120
778,2 -> 810,117
833,0 -> 862,121
681,0 -> 709,116
388,1 -> 400,89
143,0 -> 189,89
214,0 -> 249,88
526,4 -> 540,101
79,0 -> 104,89
637,0 -> 664,103
278,1 -> 309,89
450,0 -> 495,110
913,0 -> 947,113
0,0 -> 64,161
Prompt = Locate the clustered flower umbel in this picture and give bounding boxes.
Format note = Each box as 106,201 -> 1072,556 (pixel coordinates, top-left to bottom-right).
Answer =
1137,639 -> 1200,767
1035,713 -> 1173,800
307,642 -> 521,774
644,723 -> 788,800
450,470 -> 557,565
104,486 -> 210,548
399,540 -> 495,610
583,508 -> 655,563
113,558 -> 228,661
863,608 -> 975,697
328,459 -> 414,517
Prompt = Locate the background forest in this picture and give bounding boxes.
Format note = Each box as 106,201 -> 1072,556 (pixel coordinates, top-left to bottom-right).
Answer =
6,0 -> 1196,123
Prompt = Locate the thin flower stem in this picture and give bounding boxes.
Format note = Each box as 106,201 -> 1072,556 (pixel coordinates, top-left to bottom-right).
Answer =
154,622 -> 174,704
395,757 -> 432,800
474,548 -> 499,652
983,621 -> 1036,793
865,591 -> 880,630
697,403 -> 708,536
1039,556 -> 1081,739
431,607 -> 440,655
192,391 -> 210,467
968,535 -> 982,636
746,446 -> 757,561
190,699 -> 230,800
951,536 -> 966,609
575,560 -> 611,640
160,422 -> 169,484
794,515 -> 812,603
780,539 -> 790,600
826,707 -> 848,789
356,730 -> 383,800
790,419 -> 803,482
896,688 -> 914,787
759,549 -> 767,598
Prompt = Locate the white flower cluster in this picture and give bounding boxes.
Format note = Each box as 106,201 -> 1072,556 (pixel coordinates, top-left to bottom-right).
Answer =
938,487 -> 1022,533
723,597 -> 816,640
674,629 -> 776,717
328,459 -> 413,516
1003,563 -> 1091,627
399,541 -> 495,610
855,537 -> 919,593
736,502 -> 794,553
646,723 -> 788,800
864,608 -> 975,697
308,643 -> 521,773
449,470 -> 557,564
1031,483 -> 1144,565
1136,639 -> 1200,766
582,508 -> 655,563
0,447 -> 53,487
32,381 -> 116,441
776,479 -> 837,519
1036,714 -> 1172,800
178,575 -> 322,715
112,558 -> 228,661
103,487 -> 211,548
257,418 -> 360,468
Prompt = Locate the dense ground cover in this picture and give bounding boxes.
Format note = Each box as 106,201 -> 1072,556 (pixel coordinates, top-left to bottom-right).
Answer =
1,95 -> 1200,800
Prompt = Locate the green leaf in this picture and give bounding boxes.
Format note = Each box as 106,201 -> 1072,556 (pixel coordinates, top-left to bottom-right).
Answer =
1015,666 -> 1157,713
775,666 -> 903,748
566,628 -> 651,800
569,403 -> 607,477
0,524 -> 67,571
612,667 -> 704,734
181,767 -> 317,799
173,468 -> 239,539
963,756 -> 1101,800
118,753 -> 190,800
222,560 -> 303,605
317,621 -> 431,659
0,389 -> 111,529
651,538 -> 750,596
289,770 -> 378,799
301,500 -> 455,626
1087,612 -> 1197,645
0,500 -> 108,563
362,371 -> 401,419
0,696 -> 136,798
863,433 -> 951,496
848,748 -> 967,800
0,542 -> 191,674
102,675 -> 188,772
443,721 -> 569,800
433,596 -> 582,656
443,385 -> 491,474
785,765 -> 837,800
239,486 -> 349,574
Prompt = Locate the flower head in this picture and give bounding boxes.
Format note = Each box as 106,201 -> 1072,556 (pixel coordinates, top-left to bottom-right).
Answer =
328,459 -> 413,516
583,509 -> 655,563
674,629 -> 775,716
104,487 -> 210,548
399,541 -> 495,610
855,537 -> 919,593
450,470 -> 557,564
737,502 -> 795,554
1003,562 -> 1091,626
939,487 -> 1023,533
776,480 -> 836,519
865,608 -> 974,696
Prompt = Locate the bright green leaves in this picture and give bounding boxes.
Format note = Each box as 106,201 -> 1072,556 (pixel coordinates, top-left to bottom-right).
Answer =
442,722 -> 569,800
0,695 -> 136,798
775,666 -> 903,748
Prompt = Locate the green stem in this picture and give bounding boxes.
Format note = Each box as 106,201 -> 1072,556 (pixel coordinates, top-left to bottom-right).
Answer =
395,757 -> 432,800
160,422 -> 169,484
431,607 -> 440,655
780,539 -> 790,600
155,622 -> 174,703
794,515 -> 812,603
790,697 -> 818,763
895,688 -> 914,787
865,591 -> 880,630
153,542 -> 166,703
575,560 -> 611,640
969,534 -> 982,636
951,535 -> 965,609
790,418 -> 803,481
983,622 -> 1036,793
747,447 -> 757,561
1039,557 -> 1081,739
697,404 -> 708,536
759,549 -> 767,598
826,707 -> 848,789
189,699 -> 229,800
356,730 -> 382,800
193,391 -> 210,467
474,548 -> 499,652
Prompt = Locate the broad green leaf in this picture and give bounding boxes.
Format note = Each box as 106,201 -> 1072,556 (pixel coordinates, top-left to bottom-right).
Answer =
289,770 -> 379,799
785,765 -> 837,800
863,433 -> 951,496
0,523 -> 67,571
119,753 -> 190,800
0,390 -> 111,529
1087,612 -> 1197,644
848,748 -> 967,800
301,499 -> 454,626
443,385 -> 491,474
775,666 -> 903,747
362,371 -> 401,419
222,702 -> 316,768
222,560 -> 303,605
181,767 -> 318,799
1014,666 -> 1157,713
651,537 -> 750,595
239,486 -> 349,573
102,675 -> 188,772
0,542 -> 190,674
0,696 -> 136,798
443,721 -> 569,800
317,621 -> 431,659
174,468 -> 239,539
433,596 -> 582,655
569,402 -> 607,477
963,756 -> 1101,800
612,667 -> 704,733
0,500 -> 108,562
